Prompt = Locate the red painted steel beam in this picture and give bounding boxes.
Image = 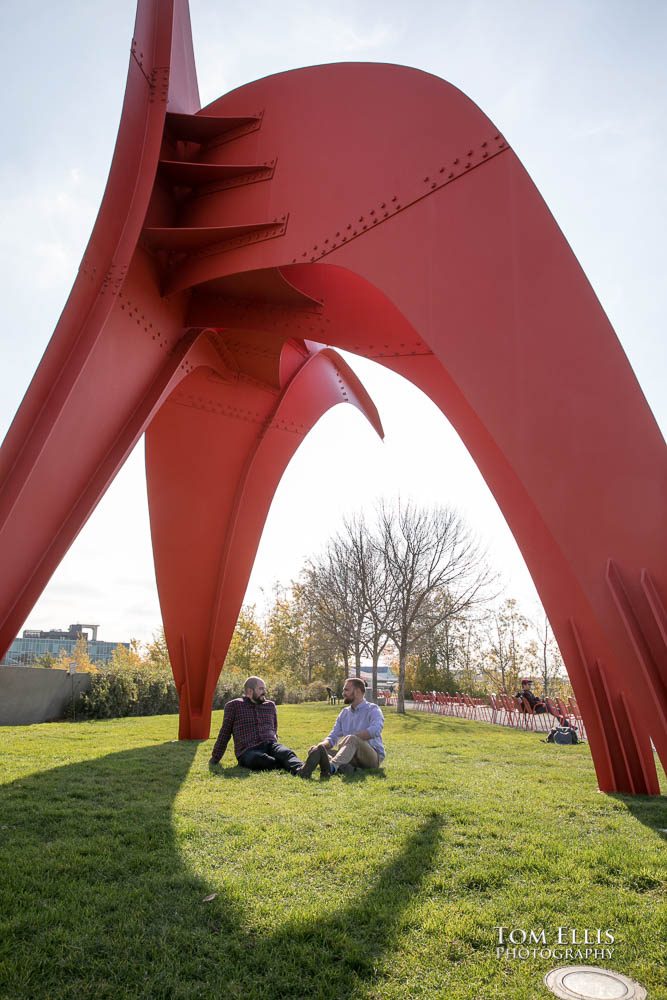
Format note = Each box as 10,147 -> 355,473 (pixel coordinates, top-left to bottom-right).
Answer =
146,343 -> 382,738
0,0 -> 665,793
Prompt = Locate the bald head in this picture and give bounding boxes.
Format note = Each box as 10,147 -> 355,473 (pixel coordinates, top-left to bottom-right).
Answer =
244,676 -> 267,703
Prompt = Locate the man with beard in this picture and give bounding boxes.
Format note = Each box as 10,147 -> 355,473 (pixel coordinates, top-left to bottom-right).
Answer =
298,677 -> 385,778
208,676 -> 303,774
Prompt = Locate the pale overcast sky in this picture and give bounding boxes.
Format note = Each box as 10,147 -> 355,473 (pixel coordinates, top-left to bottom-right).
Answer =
1,0 -> 665,643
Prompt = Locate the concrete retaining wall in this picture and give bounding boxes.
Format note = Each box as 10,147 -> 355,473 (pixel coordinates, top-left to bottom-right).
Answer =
0,667 -> 91,725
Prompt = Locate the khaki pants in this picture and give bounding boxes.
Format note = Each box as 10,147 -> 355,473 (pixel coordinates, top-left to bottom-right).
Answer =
329,734 -> 380,769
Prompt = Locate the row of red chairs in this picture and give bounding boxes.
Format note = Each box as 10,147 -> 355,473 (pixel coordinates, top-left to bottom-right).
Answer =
410,690 -> 586,737
412,691 -> 493,722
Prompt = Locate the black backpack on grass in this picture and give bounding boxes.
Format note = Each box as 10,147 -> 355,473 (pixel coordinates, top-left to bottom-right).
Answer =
546,725 -> 579,745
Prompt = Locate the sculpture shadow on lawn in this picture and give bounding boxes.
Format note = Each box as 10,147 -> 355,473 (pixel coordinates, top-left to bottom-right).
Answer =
0,743 -> 443,999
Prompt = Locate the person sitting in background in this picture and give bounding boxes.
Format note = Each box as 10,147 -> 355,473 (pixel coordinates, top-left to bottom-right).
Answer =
515,678 -> 566,723
298,677 -> 385,778
209,676 -> 303,774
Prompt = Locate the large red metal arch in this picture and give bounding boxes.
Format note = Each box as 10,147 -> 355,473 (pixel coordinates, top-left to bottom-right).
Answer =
1,0 -> 665,794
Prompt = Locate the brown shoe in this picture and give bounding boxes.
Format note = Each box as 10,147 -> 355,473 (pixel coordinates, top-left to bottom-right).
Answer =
297,747 -> 321,779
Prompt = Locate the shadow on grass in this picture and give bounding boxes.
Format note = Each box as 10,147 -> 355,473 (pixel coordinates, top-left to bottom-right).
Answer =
208,762 -> 252,780
338,767 -> 387,781
608,791 -> 667,836
0,743 -> 443,1000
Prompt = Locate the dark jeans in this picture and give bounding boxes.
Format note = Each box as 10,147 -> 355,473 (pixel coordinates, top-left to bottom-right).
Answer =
238,741 -> 303,774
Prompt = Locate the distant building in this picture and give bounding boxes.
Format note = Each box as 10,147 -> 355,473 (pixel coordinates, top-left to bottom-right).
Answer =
0,624 -> 129,666
359,662 -> 398,689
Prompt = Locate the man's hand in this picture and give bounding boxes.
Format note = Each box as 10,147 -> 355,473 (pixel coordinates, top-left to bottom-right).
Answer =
308,741 -> 329,753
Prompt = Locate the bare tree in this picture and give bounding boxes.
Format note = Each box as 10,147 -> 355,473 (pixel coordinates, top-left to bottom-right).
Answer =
344,514 -> 393,701
532,611 -> 565,696
303,533 -> 366,681
481,598 -> 529,693
377,501 -> 493,713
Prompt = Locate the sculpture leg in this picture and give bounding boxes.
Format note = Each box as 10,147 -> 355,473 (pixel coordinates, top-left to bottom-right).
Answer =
146,346 -> 382,740
0,276 -> 190,658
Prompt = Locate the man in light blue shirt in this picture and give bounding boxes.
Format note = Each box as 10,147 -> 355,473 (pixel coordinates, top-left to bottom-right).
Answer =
298,677 -> 385,778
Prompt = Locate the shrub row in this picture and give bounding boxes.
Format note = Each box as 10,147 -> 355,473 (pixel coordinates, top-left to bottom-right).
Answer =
76,669 -> 179,719
76,669 -> 329,719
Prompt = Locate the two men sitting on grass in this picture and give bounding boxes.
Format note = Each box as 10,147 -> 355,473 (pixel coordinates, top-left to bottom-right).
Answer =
208,675 -> 384,778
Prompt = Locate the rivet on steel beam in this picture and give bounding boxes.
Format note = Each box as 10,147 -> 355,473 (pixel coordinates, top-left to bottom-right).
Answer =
424,176 -> 429,182
449,172 -> 454,178
380,202 -> 386,208
439,167 -> 445,173
431,182 -> 436,189
481,141 -> 487,148
347,224 -> 352,229
454,158 -> 459,165
370,209 -> 375,215
392,195 -> 397,201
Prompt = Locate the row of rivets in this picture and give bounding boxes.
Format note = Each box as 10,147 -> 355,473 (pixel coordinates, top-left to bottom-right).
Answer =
292,135 -> 508,265
187,218 -> 288,262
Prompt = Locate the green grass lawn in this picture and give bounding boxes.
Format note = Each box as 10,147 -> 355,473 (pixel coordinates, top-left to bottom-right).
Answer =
1,706 -> 665,1000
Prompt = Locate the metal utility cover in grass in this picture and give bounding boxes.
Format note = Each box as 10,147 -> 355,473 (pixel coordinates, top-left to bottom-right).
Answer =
544,965 -> 647,999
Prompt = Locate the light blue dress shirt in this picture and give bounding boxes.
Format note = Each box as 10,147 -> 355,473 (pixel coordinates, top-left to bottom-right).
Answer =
326,699 -> 385,761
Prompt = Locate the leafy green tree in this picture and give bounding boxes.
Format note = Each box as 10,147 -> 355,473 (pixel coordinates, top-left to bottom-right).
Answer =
224,605 -> 265,676
54,636 -> 98,673
145,629 -> 172,673
263,587 -> 307,683
33,652 -> 57,669
109,640 -> 144,672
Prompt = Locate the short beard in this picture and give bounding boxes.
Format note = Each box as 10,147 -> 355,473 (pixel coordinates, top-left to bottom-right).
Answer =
252,692 -> 266,704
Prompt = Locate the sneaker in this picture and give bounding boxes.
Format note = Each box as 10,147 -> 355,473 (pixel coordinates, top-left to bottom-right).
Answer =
297,747 -> 321,779
336,763 -> 355,776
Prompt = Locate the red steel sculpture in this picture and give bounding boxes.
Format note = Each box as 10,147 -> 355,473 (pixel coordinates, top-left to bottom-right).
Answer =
0,0 -> 665,794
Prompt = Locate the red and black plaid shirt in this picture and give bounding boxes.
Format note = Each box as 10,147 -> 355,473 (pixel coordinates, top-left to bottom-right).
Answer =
210,697 -> 279,761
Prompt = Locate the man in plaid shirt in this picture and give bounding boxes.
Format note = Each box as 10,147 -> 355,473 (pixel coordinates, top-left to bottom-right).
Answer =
209,676 -> 303,774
